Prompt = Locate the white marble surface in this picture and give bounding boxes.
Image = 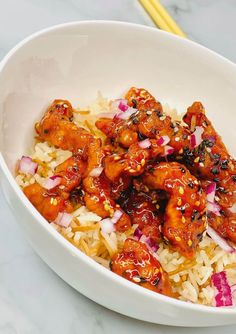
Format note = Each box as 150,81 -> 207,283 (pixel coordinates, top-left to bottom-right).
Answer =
0,1 -> 236,333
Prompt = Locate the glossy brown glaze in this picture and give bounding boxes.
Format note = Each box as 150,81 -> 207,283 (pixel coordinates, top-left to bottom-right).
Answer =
143,162 -> 206,258
24,183 -> 73,221
111,238 -> 173,296
35,99 -> 94,155
22,88 -> 236,300
23,154 -> 85,221
119,189 -> 163,244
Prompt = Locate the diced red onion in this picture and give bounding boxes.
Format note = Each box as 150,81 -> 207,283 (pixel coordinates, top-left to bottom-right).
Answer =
116,106 -> 137,120
229,204 -> 236,214
89,167 -> 104,178
111,209 -> 123,224
54,212 -> 73,228
135,227 -> 159,253
134,227 -> 143,239
111,99 -> 128,111
19,156 -> 38,175
140,234 -> 159,253
157,135 -> 170,146
118,100 -> 129,112
207,226 -> 236,253
211,271 -> 233,307
206,182 -> 222,216
207,201 -> 221,216
163,145 -> 174,156
138,139 -> 151,149
100,218 -> 115,234
206,182 -> 216,203
43,175 -> 62,190
100,209 -> 123,234
190,126 -> 204,149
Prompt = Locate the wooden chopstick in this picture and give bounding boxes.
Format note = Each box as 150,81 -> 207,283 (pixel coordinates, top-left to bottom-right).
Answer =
139,0 -> 187,38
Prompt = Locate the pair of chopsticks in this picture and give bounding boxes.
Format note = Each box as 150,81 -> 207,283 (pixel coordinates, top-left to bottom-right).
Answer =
139,0 -> 187,38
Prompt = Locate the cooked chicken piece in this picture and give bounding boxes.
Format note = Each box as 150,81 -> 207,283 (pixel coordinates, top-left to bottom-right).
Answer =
24,183 -> 73,221
35,99 -> 94,155
96,87 -> 190,151
111,238 -> 173,296
207,211 -> 236,243
104,139 -> 164,182
119,189 -> 163,244
183,101 -> 236,209
55,154 -> 86,193
143,162 -> 206,258
24,154 -> 85,221
82,137 -> 131,231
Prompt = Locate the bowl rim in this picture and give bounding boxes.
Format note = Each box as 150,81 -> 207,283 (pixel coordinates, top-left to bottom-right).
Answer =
0,19 -> 236,315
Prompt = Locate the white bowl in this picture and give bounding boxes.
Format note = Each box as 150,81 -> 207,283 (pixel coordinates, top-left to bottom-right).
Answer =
0,21 -> 236,327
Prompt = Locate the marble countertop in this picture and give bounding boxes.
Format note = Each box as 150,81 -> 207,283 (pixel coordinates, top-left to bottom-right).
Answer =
0,1 -> 236,333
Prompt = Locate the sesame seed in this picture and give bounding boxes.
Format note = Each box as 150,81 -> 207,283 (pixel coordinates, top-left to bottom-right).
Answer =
51,198 -> 57,206
206,147 -> 212,153
156,204 -> 160,210
104,204 -> 110,211
177,198 -> 182,206
146,111 -> 152,115
195,201 -> 200,206
114,155 -> 121,161
129,169 -> 136,173
50,198 -> 54,204
199,162 -> 204,167
133,276 -> 141,283
160,116 -> 166,121
174,127 -> 179,133
175,236 -> 181,241
194,157 -> 200,163
152,200 -> 157,204
136,165 -> 141,172
182,216 -> 186,223
141,159 -> 145,166
188,240 -> 193,247
175,137 -> 180,142
179,187 -> 184,195
179,149 -> 183,154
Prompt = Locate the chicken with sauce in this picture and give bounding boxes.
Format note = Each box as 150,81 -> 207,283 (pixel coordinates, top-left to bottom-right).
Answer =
20,87 -> 236,300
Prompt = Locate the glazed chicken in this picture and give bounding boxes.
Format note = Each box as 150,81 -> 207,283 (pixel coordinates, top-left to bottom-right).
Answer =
28,99 -> 131,231
143,162 -> 206,258
96,87 -> 190,152
104,139 -> 164,182
119,189 -> 163,244
111,238 -> 173,296
21,87 -> 236,299
35,100 -> 94,155
24,154 -> 86,221
96,87 -> 236,244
